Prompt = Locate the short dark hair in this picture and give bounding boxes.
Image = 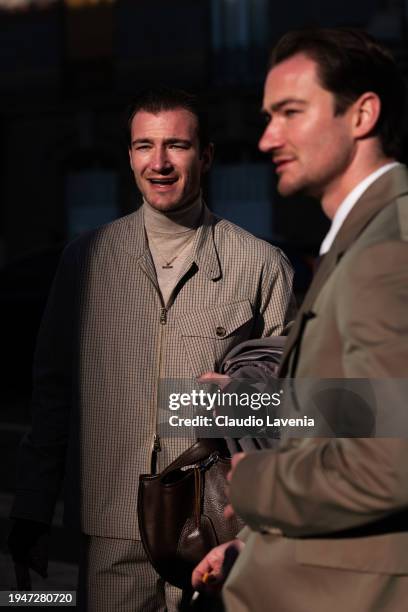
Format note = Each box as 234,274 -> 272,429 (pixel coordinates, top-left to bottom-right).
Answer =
126,87 -> 210,151
269,27 -> 407,159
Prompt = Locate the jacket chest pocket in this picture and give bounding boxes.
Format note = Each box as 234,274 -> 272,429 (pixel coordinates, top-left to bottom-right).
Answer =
176,300 -> 254,377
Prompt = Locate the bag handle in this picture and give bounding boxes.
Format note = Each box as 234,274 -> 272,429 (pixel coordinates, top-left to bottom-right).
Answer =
161,439 -> 225,476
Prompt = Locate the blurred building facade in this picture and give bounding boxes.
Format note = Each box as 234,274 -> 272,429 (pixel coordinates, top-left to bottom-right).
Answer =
0,0 -> 407,579
2,0 -> 407,266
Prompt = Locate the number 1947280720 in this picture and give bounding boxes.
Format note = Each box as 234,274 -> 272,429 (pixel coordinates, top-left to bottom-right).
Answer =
5,591 -> 75,606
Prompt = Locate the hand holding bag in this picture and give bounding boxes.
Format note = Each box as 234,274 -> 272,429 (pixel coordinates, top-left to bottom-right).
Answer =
138,439 -> 243,589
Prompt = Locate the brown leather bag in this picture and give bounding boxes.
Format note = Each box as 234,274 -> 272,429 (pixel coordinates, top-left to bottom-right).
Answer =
138,439 -> 243,589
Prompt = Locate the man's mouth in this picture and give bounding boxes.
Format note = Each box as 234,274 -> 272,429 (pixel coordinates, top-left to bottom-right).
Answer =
148,178 -> 178,185
273,158 -> 295,173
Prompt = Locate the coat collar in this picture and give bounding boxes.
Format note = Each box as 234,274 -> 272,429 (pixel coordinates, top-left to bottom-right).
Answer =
122,204 -> 221,284
190,204 -> 222,281
279,164 -> 408,376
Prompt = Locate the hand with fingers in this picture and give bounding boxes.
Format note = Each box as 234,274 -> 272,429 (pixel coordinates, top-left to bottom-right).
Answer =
191,539 -> 244,594
198,371 -> 231,390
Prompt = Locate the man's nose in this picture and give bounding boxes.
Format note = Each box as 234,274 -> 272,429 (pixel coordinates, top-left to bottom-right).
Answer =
150,147 -> 171,172
258,122 -> 284,153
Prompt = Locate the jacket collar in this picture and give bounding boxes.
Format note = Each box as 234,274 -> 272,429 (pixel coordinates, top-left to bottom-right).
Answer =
279,164 -> 408,376
122,204 -> 221,284
189,204 -> 222,281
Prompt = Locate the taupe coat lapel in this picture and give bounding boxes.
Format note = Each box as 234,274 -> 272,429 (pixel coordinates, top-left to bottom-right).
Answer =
280,165 -> 408,376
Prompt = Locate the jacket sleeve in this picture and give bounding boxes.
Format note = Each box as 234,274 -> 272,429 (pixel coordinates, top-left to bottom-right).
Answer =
230,438 -> 408,536
256,248 -> 296,338
10,243 -> 79,524
338,241 -> 408,377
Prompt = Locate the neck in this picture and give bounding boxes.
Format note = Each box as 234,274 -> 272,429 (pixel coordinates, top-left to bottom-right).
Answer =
143,194 -> 203,234
321,148 -> 395,220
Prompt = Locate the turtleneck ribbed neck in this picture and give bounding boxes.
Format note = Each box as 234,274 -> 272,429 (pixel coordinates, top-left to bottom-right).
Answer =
142,194 -> 203,306
143,194 -> 203,235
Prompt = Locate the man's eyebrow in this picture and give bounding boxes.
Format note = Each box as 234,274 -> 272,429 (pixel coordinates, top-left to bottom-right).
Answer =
163,138 -> 192,146
131,138 -> 153,146
261,98 -> 308,114
131,137 -> 192,146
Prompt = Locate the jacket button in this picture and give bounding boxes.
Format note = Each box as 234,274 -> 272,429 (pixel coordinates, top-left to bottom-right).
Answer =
216,326 -> 226,337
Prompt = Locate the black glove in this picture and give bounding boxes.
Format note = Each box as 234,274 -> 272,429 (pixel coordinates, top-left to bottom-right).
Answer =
8,519 -> 50,583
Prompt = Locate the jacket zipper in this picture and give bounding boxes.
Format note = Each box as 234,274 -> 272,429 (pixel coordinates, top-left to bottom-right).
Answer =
151,306 -> 167,473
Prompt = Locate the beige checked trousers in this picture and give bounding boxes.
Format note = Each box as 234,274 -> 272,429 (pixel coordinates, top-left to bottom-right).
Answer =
78,536 -> 183,612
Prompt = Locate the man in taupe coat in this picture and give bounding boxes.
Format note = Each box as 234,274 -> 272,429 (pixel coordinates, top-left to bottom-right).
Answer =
8,89 -> 294,610
193,28 -> 408,611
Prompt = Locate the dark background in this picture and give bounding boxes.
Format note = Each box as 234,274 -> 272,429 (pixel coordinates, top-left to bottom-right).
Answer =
1,0 -> 408,590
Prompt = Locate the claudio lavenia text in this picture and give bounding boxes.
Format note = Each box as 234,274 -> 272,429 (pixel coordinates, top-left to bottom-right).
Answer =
168,415 -> 315,428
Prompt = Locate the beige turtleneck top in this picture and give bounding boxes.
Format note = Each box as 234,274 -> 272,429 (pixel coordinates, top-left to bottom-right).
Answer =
143,195 -> 203,306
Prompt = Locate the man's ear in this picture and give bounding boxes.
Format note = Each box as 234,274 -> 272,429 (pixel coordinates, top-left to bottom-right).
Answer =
352,92 -> 381,139
200,142 -> 214,174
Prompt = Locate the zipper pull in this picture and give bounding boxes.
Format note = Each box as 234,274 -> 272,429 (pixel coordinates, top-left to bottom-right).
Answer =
160,308 -> 167,325
150,434 -> 162,474
199,452 -> 219,472
153,433 -> 162,453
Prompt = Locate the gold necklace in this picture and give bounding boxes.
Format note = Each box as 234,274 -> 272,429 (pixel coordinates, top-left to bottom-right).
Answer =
148,233 -> 195,269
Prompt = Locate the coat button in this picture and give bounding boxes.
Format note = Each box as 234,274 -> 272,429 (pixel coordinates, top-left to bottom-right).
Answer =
216,326 -> 226,337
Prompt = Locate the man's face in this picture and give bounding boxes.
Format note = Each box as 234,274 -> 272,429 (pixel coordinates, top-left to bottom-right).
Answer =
128,108 -> 212,211
259,53 -> 355,204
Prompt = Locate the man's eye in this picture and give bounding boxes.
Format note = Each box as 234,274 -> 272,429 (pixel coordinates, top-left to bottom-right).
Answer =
284,109 -> 299,117
169,144 -> 189,149
135,145 -> 151,150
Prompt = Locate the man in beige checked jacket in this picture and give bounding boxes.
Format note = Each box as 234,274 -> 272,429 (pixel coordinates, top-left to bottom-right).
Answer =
9,88 -> 294,611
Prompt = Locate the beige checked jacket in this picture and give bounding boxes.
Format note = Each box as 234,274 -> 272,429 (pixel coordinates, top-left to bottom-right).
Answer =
12,205 -> 294,540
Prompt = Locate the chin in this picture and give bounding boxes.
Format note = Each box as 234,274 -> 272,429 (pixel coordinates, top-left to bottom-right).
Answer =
146,198 -> 181,212
277,182 -> 298,198
277,177 -> 307,198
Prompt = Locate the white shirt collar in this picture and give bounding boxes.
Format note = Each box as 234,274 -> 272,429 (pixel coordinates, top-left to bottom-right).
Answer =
319,162 -> 401,255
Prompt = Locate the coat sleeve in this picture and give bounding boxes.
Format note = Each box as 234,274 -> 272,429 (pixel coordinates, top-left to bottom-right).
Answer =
230,241 -> 408,536
230,438 -> 408,536
255,247 -> 296,338
338,241 -> 408,377
10,243 -> 79,524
